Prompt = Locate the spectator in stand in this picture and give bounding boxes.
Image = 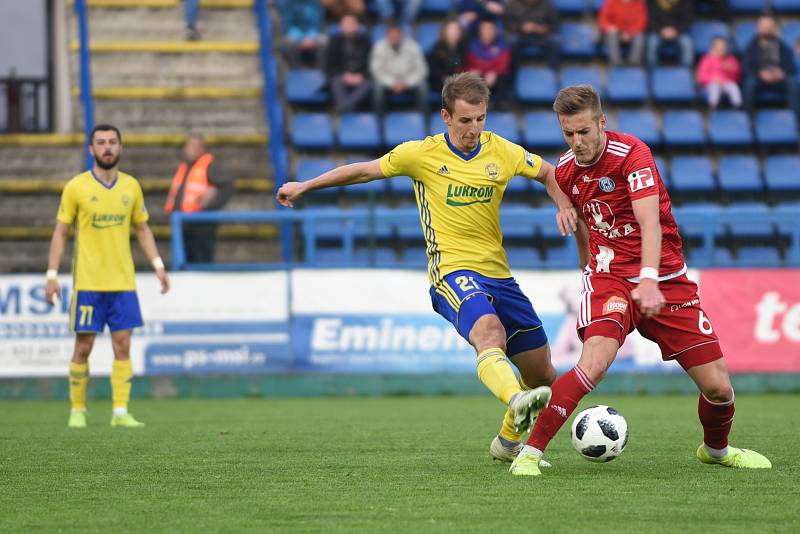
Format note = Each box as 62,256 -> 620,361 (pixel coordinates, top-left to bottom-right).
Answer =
458,0 -> 506,33
598,0 -> 648,67
322,0 -> 365,19
504,0 -> 560,71
326,14 -> 372,113
375,0 -> 423,25
466,18 -> 513,108
696,36 -> 741,109
743,15 -> 799,115
646,0 -> 694,68
428,20 -> 467,94
370,21 -> 429,114
280,0 -> 325,67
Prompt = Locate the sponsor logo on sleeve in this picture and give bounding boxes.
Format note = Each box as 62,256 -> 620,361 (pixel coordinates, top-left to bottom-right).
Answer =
627,168 -> 655,192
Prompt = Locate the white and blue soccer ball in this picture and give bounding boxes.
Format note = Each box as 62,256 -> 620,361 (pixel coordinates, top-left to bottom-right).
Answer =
570,405 -> 629,463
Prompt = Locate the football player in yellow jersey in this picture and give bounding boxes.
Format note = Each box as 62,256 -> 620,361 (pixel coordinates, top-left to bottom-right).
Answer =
44,124 -> 170,429
277,72 -> 577,463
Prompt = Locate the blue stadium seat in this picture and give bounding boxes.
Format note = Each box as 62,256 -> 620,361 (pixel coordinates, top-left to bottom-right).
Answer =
421,0 -> 452,14
560,66 -> 604,94
546,243 -> 579,268
388,176 -> 416,198
616,110 -> 660,146
670,156 -> 716,193
651,67 -> 695,103
397,219 -> 424,240
718,156 -> 762,193
708,111 -> 753,147
505,177 -> 530,196
353,247 -> 398,266
313,248 -> 350,265
353,219 -> 394,240
559,23 -> 596,58
486,112 -> 520,144
663,110 -> 706,147
553,0 -> 588,14
285,69 -> 327,105
291,113 -> 334,150
342,178 -> 388,197
735,246 -> 782,267
505,247 -> 543,267
416,21 -> 441,54
338,113 -> 381,150
773,0 -> 800,13
295,158 -> 335,182
734,21 -> 756,53
691,22 -> 731,55
383,112 -> 426,147
502,209 -> 537,239
765,155 -> 800,192
523,112 -> 565,149
729,0 -> 768,13
400,246 -> 428,265
781,22 -> 800,48
654,155 -> 669,189
606,68 -> 648,103
428,111 -> 446,136
726,202 -> 776,239
516,67 -> 558,103
755,110 -> 798,146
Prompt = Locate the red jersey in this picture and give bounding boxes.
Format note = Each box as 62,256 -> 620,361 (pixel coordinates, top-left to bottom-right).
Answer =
555,130 -> 685,278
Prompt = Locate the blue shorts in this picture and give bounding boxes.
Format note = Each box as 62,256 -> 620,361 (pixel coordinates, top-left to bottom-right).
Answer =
70,290 -> 144,333
429,270 -> 547,357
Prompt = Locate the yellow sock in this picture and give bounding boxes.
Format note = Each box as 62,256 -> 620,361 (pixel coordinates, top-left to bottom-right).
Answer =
69,362 -> 89,411
476,348 -> 522,406
498,379 -> 529,442
111,359 -> 133,410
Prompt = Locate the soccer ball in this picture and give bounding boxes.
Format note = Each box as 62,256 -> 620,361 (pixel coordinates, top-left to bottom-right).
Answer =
570,405 -> 629,463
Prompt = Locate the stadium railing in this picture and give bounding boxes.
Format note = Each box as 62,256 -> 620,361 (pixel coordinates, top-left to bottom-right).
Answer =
73,0 -> 94,170
170,206 -> 800,271
254,0 -> 292,262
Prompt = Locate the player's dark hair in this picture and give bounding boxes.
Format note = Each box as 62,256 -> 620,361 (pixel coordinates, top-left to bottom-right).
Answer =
90,124 -> 122,144
553,85 -> 603,120
441,72 -> 490,114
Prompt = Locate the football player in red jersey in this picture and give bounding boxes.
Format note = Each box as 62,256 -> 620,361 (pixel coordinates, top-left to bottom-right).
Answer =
510,84 -> 772,475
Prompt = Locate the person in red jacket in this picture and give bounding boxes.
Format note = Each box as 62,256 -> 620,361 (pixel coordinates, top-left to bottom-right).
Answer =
466,18 -> 513,107
598,0 -> 648,66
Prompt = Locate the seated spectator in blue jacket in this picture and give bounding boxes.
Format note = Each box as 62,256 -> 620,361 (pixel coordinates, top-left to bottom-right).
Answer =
370,21 -> 429,114
428,20 -> 467,93
375,0 -> 423,25
458,0 -> 506,33
505,0 -> 560,71
742,15 -> 799,115
646,0 -> 694,68
281,0 -> 325,67
326,14 -> 372,113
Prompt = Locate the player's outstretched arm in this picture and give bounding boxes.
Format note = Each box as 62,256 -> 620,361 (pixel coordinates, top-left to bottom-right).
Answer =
536,160 -> 578,236
45,221 -> 70,305
134,222 -> 170,294
276,159 -> 385,208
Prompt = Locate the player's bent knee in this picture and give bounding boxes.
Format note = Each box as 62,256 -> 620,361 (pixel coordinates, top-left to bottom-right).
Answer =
579,336 -> 618,383
702,382 -> 734,403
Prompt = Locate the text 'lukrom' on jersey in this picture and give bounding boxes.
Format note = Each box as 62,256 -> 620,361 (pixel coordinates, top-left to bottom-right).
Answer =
379,131 -> 543,285
57,171 -> 149,291
555,131 -> 685,278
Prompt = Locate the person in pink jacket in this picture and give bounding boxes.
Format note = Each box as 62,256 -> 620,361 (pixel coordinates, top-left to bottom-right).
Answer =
696,36 -> 742,108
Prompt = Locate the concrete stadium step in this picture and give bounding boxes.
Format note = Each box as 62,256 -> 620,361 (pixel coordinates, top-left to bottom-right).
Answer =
68,7 -> 258,42
0,138 -> 270,182
70,51 -> 262,88
73,97 -> 265,135
0,177 -> 272,195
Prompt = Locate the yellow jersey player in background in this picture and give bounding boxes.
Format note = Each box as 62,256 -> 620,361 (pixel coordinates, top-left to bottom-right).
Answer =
45,124 -> 170,429
277,72 -> 578,464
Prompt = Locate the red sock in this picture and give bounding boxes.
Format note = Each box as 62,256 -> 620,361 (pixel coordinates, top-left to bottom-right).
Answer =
698,393 -> 735,450
526,366 -> 595,452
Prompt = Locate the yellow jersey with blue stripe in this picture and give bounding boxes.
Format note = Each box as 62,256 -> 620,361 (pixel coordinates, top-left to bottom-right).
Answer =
57,170 -> 149,291
379,131 -> 543,286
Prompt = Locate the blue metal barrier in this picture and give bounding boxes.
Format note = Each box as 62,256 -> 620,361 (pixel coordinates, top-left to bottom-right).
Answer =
170,206 -> 800,271
254,0 -> 293,262
73,0 -> 94,170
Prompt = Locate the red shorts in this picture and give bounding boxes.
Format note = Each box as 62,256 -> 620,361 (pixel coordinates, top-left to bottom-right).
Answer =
576,270 -> 722,370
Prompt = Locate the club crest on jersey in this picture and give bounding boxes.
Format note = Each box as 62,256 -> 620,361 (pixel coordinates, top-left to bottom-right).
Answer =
603,296 -> 628,315
121,194 -> 130,207
485,163 -> 500,180
583,199 -> 616,233
599,177 -> 615,192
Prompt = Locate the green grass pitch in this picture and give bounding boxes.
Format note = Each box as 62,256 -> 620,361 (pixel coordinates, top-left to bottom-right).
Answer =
2,394 -> 798,533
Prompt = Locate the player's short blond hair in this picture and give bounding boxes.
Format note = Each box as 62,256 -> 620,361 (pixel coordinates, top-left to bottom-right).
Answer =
441,72 -> 490,114
553,85 -> 603,120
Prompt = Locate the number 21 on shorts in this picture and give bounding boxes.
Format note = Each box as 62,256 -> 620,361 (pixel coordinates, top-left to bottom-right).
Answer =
454,275 -> 481,292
